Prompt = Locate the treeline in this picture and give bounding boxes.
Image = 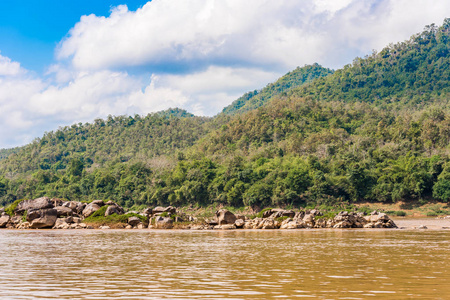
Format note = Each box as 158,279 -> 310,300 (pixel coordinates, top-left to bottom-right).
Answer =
0,110 -> 209,175
1,96 -> 450,208
2,21 -> 450,208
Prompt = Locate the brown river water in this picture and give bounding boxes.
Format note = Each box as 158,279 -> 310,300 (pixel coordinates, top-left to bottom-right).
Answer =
0,224 -> 449,299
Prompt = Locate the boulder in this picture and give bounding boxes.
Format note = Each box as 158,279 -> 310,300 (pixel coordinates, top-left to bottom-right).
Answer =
76,202 -> 86,214
261,218 -> 277,229
16,197 -> 53,214
82,203 -> 101,217
105,205 -> 124,216
164,206 -> 177,214
91,200 -> 105,207
128,216 -> 141,227
99,226 -> 111,230
51,198 -> 64,207
143,207 -> 153,216
216,209 -> 237,225
152,206 -> 166,214
263,209 -> 274,219
53,219 -> 70,229
271,209 -> 295,219
55,206 -> 73,217
235,219 -> 245,228
28,208 -> 58,229
18,222 -> 30,229
154,216 -> 173,229
0,214 -> 10,227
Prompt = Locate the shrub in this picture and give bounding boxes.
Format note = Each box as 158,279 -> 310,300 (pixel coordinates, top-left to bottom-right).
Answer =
4,199 -> 27,216
255,207 -> 273,219
84,206 -> 148,225
396,211 -> 407,217
426,211 -> 438,217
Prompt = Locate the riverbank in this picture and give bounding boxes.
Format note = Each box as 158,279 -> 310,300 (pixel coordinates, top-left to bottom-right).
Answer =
2,197 -> 449,230
355,200 -> 449,217
393,217 -> 450,229
1,197 -> 400,230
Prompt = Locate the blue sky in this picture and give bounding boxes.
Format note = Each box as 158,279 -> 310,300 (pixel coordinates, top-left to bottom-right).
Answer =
0,1 -> 146,72
1,0 -> 450,149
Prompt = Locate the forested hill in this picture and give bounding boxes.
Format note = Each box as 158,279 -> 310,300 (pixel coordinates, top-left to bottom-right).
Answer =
1,21 -> 450,208
288,22 -> 450,107
0,110 -> 210,175
221,63 -> 334,115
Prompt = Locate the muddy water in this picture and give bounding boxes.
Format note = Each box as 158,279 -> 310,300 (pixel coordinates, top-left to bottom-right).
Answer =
0,229 -> 449,299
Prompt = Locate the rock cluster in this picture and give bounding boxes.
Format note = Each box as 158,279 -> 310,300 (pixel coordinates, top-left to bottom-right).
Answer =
209,209 -> 397,230
146,206 -> 189,229
0,197 -> 128,229
1,199 -> 398,230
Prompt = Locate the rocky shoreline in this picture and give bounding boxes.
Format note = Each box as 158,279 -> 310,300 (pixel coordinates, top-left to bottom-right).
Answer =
0,197 -> 400,230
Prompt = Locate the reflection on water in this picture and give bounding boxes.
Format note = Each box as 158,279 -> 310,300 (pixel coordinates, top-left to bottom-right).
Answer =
0,229 -> 449,299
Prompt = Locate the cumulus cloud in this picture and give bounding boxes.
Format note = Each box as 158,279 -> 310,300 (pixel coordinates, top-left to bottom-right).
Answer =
57,0 -> 450,71
0,54 -> 23,76
2,0 -> 450,148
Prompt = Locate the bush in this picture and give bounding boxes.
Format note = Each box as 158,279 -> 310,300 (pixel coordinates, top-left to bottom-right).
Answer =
4,199 -> 27,216
255,208 -> 273,219
84,206 -> 148,225
426,211 -> 438,217
396,211 -> 407,217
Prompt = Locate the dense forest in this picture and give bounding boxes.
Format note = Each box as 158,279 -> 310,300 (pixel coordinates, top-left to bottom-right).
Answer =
1,20 -> 450,209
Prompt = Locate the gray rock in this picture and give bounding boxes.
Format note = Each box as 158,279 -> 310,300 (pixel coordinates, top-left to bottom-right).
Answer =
105,205 -> 124,216
53,219 -> 70,229
235,219 -> 245,228
51,198 -> 64,207
82,203 -> 101,217
55,206 -> 73,217
0,214 -> 10,227
128,216 -> 141,227
28,208 -> 58,229
152,206 -> 166,214
154,216 -> 173,229
90,200 -> 105,207
164,206 -> 177,214
216,209 -> 237,225
16,197 -> 53,214
142,207 -> 153,216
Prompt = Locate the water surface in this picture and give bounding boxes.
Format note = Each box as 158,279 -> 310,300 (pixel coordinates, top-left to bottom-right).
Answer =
0,229 -> 449,299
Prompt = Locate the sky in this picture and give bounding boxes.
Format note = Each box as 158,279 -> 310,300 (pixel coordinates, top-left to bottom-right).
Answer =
1,0 -> 450,149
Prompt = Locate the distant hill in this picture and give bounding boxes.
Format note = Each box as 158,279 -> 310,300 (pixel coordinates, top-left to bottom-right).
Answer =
221,63 -> 334,115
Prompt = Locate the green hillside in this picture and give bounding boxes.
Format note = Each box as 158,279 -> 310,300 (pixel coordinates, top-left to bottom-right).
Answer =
1,20 -> 450,209
290,22 -> 450,107
221,63 -> 334,115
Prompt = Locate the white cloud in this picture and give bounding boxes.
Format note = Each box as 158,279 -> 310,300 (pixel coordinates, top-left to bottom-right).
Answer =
2,0 -> 450,148
0,54 -> 22,76
57,0 -> 450,71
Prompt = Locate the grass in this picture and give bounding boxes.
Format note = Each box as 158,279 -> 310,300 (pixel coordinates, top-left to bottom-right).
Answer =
254,208 -> 273,219
275,216 -> 289,222
84,206 -> 148,225
4,199 -> 27,216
